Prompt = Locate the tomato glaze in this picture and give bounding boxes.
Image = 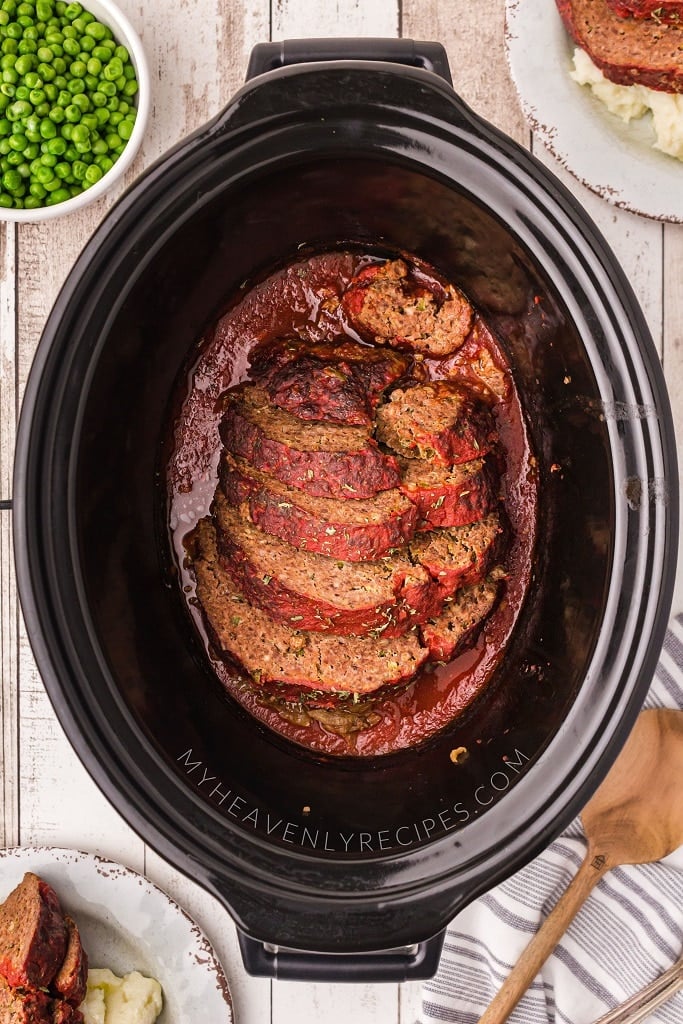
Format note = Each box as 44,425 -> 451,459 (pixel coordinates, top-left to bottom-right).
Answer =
167,250 -> 538,757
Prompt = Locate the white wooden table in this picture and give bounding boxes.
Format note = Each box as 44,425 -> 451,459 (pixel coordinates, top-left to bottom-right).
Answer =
0,2 -> 681,1022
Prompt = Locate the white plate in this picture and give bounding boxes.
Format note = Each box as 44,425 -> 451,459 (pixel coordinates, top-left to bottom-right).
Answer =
504,0 -> 683,222
0,847 -> 233,1024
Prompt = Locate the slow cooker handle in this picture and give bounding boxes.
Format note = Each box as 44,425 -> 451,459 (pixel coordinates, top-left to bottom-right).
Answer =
237,928 -> 446,982
245,38 -> 453,86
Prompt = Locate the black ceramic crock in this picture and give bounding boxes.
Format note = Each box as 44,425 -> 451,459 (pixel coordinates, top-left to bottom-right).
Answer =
13,40 -> 679,981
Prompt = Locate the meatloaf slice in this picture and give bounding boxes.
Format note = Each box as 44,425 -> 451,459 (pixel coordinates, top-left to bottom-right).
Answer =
213,490 -> 441,636
218,384 -> 400,499
375,382 -> 497,465
399,457 -> 496,530
190,517 -> 428,694
0,873 -> 67,989
556,0 -> 683,91
605,0 -> 682,22
410,515 -> 503,594
52,917 -> 87,1006
51,1001 -> 84,1023
248,337 -> 411,426
343,258 -> 474,357
220,455 -> 417,561
0,975 -> 51,1023
420,579 -> 500,662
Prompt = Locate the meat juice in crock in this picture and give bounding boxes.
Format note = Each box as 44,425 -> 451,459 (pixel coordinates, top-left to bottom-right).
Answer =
167,250 -> 538,757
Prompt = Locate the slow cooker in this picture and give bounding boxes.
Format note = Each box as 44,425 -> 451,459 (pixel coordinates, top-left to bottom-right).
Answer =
13,40 -> 678,980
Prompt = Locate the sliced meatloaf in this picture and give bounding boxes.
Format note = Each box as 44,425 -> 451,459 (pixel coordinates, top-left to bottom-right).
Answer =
420,579 -> 500,662
218,383 -> 400,499
606,0 -> 682,22
0,873 -> 67,989
51,1001 -> 84,1023
190,517 -> 429,694
410,515 -> 503,594
556,0 -> 683,91
213,490 -> 441,636
0,975 -> 51,1023
220,455 -> 417,561
343,258 -> 474,356
248,337 -> 411,426
375,381 -> 497,465
399,457 -> 496,530
52,917 -> 87,1006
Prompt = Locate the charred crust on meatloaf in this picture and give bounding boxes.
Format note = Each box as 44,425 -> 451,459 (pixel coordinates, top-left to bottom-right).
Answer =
343,258 -> 475,357
248,336 -> 413,426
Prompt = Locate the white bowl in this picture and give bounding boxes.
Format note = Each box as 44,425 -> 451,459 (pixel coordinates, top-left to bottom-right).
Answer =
0,0 -> 150,222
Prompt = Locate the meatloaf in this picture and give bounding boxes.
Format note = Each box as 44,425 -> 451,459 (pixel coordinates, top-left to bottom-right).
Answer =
248,336 -> 411,426
605,0 -> 682,22
0,975 -> 51,1023
556,0 -> 683,91
190,517 -> 429,695
213,489 -> 441,636
420,580 -> 500,662
0,873 -> 67,990
220,455 -> 417,561
375,381 -> 496,465
52,917 -> 87,1006
410,514 -> 503,594
218,383 -> 400,499
343,258 -> 475,357
399,457 -> 496,531
51,1001 -> 84,1023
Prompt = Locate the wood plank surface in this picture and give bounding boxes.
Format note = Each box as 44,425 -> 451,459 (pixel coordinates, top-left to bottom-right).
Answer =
1,2 -> 681,1024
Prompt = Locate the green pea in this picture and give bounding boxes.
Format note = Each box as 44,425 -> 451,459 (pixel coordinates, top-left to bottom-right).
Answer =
28,87 -> 45,104
6,22 -> 23,40
80,111 -> 96,130
94,153 -> 112,173
17,38 -> 37,54
48,104 -> 64,122
36,61 -> 55,80
2,68 -> 19,84
0,192 -> 13,207
23,71 -> 42,89
62,37 -> 79,56
72,137 -> 88,152
39,150 -> 56,166
83,72 -> 96,90
2,167 -> 22,191
37,46 -> 54,63
63,2 -> 82,20
43,82 -> 57,100
8,131 -> 26,149
63,102 -> 78,121
79,34 -> 94,52
59,120 -> 71,138
45,134 -> 64,153
93,105 -> 107,125
102,56 -> 122,81
38,116 -> 56,138
70,156 -> 85,178
13,84 -> 28,99
53,159 -> 70,178
9,97 -> 31,117
52,55 -> 66,72
69,58 -> 86,78
70,120 -> 87,142
47,185 -> 69,202
29,180 -> 46,197
118,117 -> 133,141
107,109 -> 121,126
83,161 -> 100,183
23,140 -> 37,156
5,147 -> 22,164
91,44 -> 109,61
0,140 -> 10,156
41,173 -> 59,189
70,89 -> 88,110
22,193 -> 40,207
0,85 -> 16,100
66,76 -> 83,93
14,53 -> 34,75
90,89 -> 105,107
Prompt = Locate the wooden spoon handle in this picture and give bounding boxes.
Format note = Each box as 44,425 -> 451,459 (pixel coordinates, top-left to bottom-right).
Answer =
478,850 -> 608,1024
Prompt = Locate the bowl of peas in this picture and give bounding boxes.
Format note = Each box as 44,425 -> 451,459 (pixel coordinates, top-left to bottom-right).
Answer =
0,0 -> 149,219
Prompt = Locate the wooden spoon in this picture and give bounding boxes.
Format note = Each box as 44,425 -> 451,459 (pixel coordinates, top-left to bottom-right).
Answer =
478,707 -> 683,1024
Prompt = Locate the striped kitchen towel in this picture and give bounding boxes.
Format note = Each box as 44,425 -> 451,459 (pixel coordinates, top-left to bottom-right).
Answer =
421,613 -> 683,1024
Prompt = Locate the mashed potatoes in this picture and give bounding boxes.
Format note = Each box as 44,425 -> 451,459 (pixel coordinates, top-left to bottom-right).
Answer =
571,47 -> 683,161
81,969 -> 163,1024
